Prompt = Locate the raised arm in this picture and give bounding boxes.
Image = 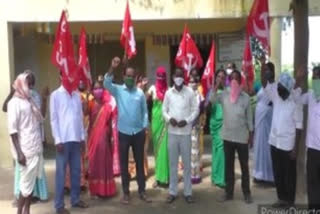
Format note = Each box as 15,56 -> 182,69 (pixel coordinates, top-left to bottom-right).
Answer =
104,57 -> 122,97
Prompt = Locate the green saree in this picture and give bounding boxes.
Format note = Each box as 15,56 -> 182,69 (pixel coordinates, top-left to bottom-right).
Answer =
151,99 -> 169,184
210,100 -> 225,187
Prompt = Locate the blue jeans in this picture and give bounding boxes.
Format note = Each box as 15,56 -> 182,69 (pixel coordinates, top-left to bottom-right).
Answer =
54,142 -> 81,211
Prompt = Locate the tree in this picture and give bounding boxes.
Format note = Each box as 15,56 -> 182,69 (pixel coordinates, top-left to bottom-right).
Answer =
290,0 -> 309,199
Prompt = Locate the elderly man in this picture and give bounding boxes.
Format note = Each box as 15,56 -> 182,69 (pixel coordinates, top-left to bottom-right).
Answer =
8,71 -> 44,214
295,66 -> 320,210
262,71 -> 303,208
210,69 -> 254,204
163,68 -> 199,204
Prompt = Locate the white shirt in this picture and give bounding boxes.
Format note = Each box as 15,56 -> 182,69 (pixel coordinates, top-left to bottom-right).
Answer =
50,86 -> 85,145
7,97 -> 42,159
265,83 -> 303,151
162,86 -> 199,135
295,88 -> 320,151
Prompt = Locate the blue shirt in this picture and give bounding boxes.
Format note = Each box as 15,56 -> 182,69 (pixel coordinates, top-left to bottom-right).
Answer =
104,74 -> 148,135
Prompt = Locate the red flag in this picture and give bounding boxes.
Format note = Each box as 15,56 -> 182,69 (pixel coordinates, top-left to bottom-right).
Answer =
246,0 -> 270,53
120,1 -> 137,59
201,42 -> 215,97
175,25 -> 203,80
51,10 -> 78,94
242,35 -> 254,89
78,27 -> 92,88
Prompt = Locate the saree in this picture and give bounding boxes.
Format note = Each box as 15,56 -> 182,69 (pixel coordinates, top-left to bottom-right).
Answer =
87,91 -> 118,197
253,88 -> 274,182
210,97 -> 225,187
152,99 -> 169,184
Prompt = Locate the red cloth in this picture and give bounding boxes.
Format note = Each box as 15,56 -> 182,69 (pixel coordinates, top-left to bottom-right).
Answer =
87,90 -> 118,196
51,10 -> 79,94
155,66 -> 167,101
201,42 -> 215,97
246,0 -> 270,53
175,25 -> 203,81
78,27 -> 92,89
242,35 -> 254,89
120,1 -> 137,59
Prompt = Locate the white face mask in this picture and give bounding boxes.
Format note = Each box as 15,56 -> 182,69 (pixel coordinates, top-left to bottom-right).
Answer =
174,77 -> 184,86
226,68 -> 233,75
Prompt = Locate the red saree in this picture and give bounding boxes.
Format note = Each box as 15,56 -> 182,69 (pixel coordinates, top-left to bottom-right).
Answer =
87,91 -> 119,197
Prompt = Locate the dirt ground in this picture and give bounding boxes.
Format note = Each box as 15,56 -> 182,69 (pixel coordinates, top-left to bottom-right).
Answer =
0,136 -> 306,214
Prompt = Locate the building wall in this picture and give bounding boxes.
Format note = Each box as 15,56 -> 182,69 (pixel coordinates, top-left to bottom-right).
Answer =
0,0 -> 319,167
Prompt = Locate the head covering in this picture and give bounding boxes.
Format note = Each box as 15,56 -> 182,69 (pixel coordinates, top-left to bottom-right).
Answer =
155,66 -> 167,101
279,72 -> 295,92
12,70 -> 43,121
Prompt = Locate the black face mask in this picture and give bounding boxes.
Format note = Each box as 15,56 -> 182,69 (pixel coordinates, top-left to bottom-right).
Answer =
277,84 -> 289,100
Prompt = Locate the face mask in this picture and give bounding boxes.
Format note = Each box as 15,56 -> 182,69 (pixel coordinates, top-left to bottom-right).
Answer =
174,77 -> 184,87
230,79 -> 242,103
226,68 -> 233,75
277,84 -> 289,100
124,77 -> 135,89
189,83 -> 198,91
93,88 -> 104,100
312,79 -> 320,100
78,84 -> 86,92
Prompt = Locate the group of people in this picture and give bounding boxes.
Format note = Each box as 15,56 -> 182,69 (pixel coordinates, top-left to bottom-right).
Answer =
4,54 -> 320,214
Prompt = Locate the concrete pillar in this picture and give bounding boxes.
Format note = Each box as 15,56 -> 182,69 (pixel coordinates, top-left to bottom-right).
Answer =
0,21 -> 15,168
270,17 -> 282,78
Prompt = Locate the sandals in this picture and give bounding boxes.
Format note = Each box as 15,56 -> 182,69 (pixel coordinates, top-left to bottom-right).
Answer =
72,200 -> 89,208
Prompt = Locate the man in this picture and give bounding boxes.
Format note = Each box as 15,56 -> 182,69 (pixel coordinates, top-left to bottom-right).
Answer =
262,71 -> 302,208
295,66 -> 320,210
162,68 -> 199,204
253,61 -> 275,184
104,57 -> 151,205
8,71 -> 44,214
3,72 -> 50,205
210,70 -> 254,204
50,74 -> 89,214
64,80 -> 92,193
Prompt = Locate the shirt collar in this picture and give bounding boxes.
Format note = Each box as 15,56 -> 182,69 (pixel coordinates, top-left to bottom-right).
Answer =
122,84 -> 137,92
58,85 -> 77,96
172,85 -> 185,93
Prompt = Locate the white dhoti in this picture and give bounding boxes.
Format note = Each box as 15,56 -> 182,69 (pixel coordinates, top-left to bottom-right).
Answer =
19,154 -> 43,197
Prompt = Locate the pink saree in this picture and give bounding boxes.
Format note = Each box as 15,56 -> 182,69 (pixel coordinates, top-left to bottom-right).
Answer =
87,91 -> 119,197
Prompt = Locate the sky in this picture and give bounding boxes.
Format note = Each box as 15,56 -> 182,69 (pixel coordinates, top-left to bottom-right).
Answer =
281,16 -> 320,72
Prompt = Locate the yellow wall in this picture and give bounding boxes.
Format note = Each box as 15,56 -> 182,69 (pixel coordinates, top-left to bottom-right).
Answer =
0,22 -> 15,167
1,0 -> 320,22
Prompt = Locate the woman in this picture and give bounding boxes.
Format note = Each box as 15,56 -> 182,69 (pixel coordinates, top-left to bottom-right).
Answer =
148,67 -> 169,187
210,69 -> 226,188
87,82 -> 119,197
189,75 -> 204,184
253,61 -> 275,184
